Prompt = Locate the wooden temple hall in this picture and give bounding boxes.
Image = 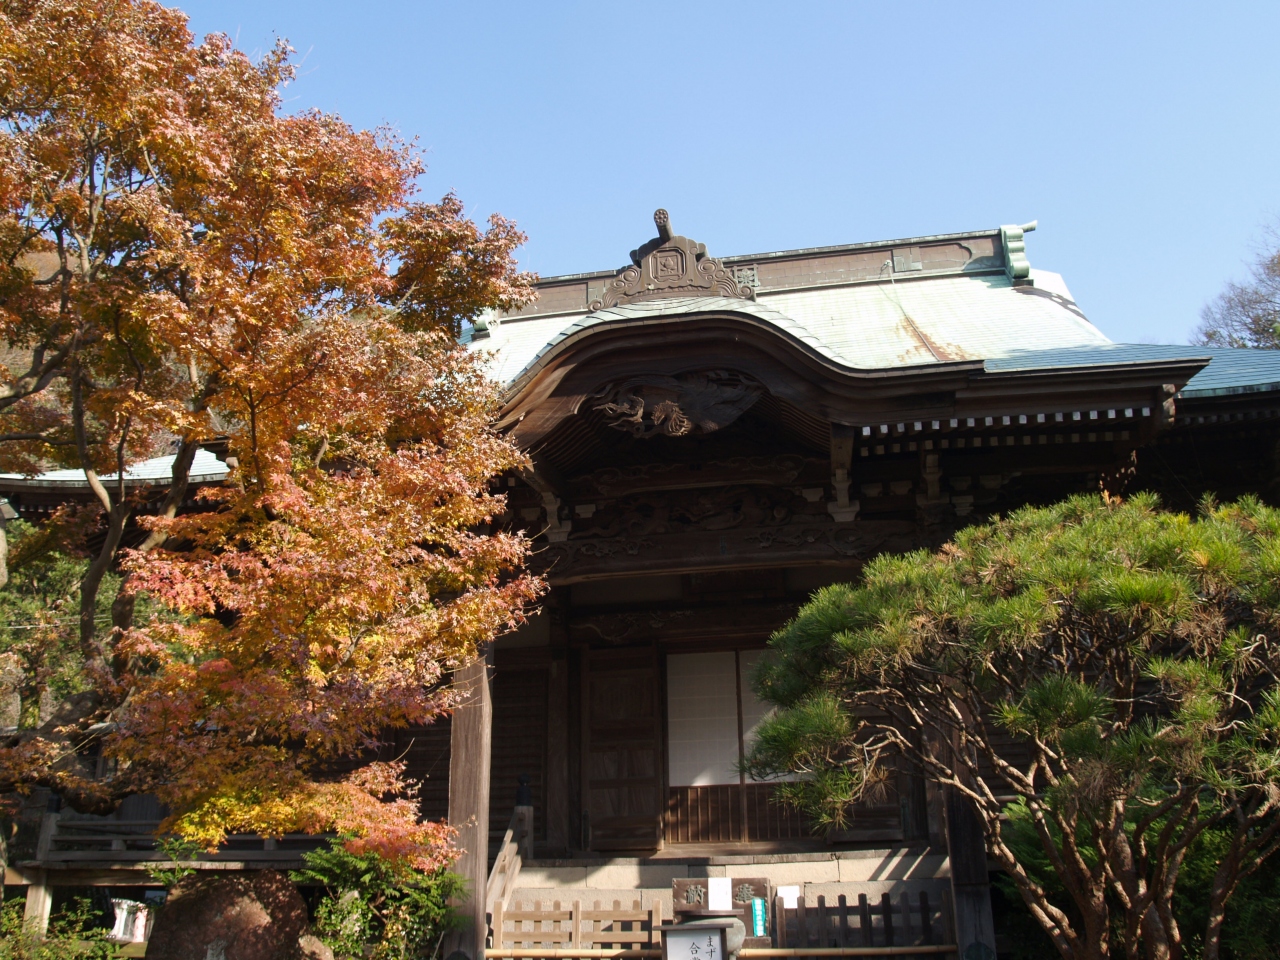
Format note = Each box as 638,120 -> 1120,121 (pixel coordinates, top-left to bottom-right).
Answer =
11,210 -> 1280,954
434,209 -> 1280,950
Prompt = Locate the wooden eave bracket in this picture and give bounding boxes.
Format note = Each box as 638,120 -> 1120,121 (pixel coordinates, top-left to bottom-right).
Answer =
520,459 -> 571,543
828,427 -> 859,523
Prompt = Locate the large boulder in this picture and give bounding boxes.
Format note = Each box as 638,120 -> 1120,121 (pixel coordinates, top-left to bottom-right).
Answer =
146,870 -> 314,960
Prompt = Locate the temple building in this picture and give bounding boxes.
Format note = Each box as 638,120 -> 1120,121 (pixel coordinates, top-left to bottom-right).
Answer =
439,210 -> 1280,952
10,211 -> 1280,955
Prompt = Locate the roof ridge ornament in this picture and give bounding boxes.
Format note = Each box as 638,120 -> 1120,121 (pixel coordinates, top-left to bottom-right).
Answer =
1000,220 -> 1038,286
588,209 -> 757,311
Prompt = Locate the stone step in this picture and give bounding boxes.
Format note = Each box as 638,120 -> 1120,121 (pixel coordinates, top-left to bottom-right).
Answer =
513,846 -> 949,900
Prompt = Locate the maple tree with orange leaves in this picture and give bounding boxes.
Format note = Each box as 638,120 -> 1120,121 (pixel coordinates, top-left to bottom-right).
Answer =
0,0 -> 540,869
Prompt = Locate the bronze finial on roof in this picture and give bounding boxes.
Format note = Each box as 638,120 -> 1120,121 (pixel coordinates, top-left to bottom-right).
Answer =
653,207 -> 672,242
588,209 -> 756,311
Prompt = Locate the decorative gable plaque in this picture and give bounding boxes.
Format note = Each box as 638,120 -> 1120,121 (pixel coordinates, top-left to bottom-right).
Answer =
588,209 -> 757,311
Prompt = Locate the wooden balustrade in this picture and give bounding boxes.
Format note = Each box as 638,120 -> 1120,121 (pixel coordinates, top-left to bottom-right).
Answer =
665,784 -> 905,846
40,818 -> 328,860
487,803 -> 534,913
664,784 -> 812,844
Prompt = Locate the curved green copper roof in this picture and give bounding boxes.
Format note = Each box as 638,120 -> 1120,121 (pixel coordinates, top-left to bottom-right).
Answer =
498,296 -> 863,398
469,271 -> 1114,388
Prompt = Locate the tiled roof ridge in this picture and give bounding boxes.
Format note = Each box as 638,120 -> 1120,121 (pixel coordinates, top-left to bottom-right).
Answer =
522,226 -> 1013,286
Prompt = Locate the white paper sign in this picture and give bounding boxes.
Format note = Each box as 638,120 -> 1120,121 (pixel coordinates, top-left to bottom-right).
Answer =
664,928 -> 725,960
776,884 -> 800,909
707,877 -> 732,912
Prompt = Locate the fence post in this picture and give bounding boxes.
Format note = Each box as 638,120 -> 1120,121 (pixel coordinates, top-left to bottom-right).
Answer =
857,894 -> 872,946
491,900 -> 505,952
919,891 -> 935,945
899,892 -> 913,943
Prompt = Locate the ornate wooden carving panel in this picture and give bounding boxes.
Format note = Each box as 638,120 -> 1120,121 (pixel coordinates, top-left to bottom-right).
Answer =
571,455 -> 818,499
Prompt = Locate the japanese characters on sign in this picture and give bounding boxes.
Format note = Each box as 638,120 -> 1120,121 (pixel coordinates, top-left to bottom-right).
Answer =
663,928 -> 725,960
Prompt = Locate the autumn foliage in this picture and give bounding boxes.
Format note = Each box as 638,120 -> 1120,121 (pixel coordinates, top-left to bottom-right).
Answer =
0,0 -> 539,867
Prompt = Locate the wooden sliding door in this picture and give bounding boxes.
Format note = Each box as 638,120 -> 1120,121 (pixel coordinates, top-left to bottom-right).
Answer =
581,646 -> 664,851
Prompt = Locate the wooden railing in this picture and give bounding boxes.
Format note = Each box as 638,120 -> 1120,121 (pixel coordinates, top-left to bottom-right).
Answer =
486,803 -> 534,914
37,814 -> 329,861
665,784 -> 811,844
665,785 -> 905,845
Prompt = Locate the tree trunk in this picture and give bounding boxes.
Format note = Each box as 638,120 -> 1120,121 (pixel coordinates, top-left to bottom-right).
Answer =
78,503 -> 128,664
1140,906 -> 1174,960
0,811 -> 7,904
1202,901 -> 1226,960
0,511 -> 8,589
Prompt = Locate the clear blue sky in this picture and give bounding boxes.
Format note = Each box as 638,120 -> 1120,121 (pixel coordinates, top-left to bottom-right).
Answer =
177,1 -> 1280,345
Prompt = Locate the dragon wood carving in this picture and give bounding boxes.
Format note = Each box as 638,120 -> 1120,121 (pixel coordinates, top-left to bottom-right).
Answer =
591,370 -> 762,438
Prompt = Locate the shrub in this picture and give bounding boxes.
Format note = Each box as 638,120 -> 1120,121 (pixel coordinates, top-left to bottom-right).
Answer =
292,837 -> 464,959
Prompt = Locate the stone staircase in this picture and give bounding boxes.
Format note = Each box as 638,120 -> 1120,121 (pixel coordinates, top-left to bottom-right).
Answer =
509,845 -> 952,916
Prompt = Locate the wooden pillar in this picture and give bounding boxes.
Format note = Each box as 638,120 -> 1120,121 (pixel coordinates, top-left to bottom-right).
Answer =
445,652 -> 493,960
23,868 -> 51,938
944,786 -> 998,959
545,593 -> 571,856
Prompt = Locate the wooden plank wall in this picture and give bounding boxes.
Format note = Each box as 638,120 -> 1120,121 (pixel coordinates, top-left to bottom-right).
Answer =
489,655 -> 550,849
387,650 -> 550,858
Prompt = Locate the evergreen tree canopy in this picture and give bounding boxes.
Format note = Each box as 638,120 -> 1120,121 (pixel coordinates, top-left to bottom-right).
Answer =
747,493 -> 1280,960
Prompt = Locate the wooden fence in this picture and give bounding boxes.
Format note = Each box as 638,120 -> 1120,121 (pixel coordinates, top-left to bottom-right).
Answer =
490,891 -> 954,957
774,892 -> 951,952
491,899 -> 667,952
